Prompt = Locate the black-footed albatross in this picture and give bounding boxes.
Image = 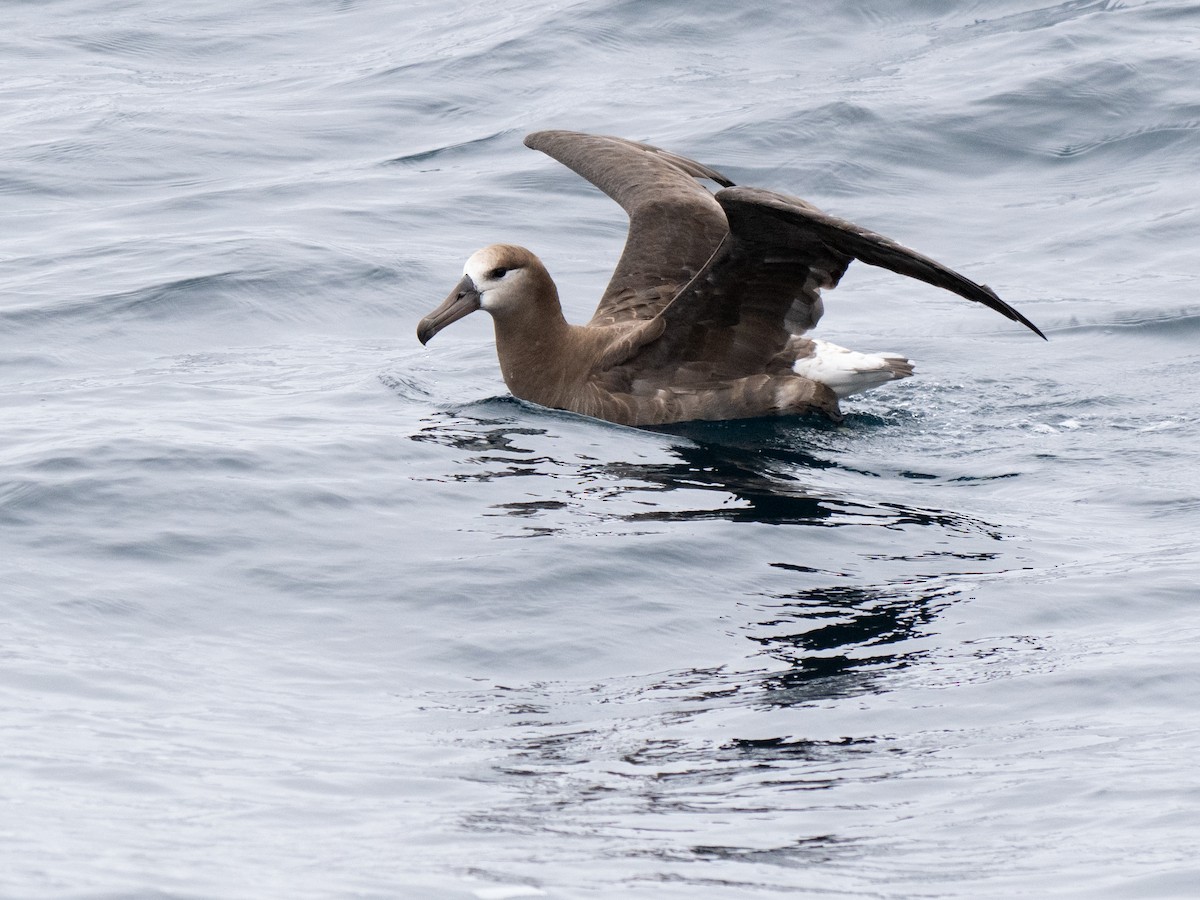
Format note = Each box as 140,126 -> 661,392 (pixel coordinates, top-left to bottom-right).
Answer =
417,130 -> 1044,427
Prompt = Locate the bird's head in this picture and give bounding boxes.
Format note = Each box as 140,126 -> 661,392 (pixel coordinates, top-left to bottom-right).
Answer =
417,244 -> 541,344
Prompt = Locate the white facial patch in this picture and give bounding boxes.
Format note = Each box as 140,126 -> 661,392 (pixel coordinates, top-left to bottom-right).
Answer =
464,246 -> 510,284
464,246 -> 521,312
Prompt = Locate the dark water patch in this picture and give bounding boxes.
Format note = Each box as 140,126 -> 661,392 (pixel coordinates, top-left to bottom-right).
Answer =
410,414 -> 561,484
771,562 -> 854,579
600,445 -> 1006,535
721,735 -> 874,763
406,411 -> 1012,537
689,836 -> 852,867
747,581 -> 960,704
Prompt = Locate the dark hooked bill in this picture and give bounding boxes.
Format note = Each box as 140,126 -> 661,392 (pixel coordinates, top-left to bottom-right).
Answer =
417,274 -> 480,345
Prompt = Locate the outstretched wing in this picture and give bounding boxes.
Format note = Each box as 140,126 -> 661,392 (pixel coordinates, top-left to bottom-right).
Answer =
717,187 -> 1044,338
523,130 -> 733,324
617,185 -> 1044,383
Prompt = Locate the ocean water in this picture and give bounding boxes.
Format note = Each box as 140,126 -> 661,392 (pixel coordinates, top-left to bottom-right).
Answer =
3,1 -> 1199,897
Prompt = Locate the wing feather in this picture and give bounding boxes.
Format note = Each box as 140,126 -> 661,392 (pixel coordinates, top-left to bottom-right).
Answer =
524,130 -> 732,322
523,132 -> 1044,394
718,187 -> 1046,339
608,186 -> 1044,387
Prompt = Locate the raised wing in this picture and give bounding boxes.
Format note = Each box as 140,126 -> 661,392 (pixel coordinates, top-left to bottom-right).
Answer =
523,130 -> 733,324
717,187 -> 1045,338
616,185 -> 1044,384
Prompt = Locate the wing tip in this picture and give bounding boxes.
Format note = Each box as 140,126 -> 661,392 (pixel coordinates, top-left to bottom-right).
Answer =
524,130 -> 564,150
979,283 -> 1047,340
1011,310 -> 1049,341
1013,309 -> 1048,341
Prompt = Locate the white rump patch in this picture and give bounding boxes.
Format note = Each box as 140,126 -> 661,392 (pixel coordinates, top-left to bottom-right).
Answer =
792,339 -> 914,399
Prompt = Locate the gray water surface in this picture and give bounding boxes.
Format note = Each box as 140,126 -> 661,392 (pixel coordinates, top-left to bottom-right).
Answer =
3,1 -> 1199,898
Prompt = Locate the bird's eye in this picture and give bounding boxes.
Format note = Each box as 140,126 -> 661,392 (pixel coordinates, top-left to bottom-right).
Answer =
488,267 -> 509,280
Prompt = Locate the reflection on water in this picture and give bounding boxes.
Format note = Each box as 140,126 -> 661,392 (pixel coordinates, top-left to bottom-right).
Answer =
451,656 -> 893,885
748,580 -> 961,705
410,409 -> 1006,536
412,407 -> 1010,883
686,834 -> 855,868
447,594 -> 940,885
411,415 -> 553,482
411,410 -> 1006,704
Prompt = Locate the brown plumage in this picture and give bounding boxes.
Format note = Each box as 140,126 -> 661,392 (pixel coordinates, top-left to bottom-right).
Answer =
416,130 -> 1043,427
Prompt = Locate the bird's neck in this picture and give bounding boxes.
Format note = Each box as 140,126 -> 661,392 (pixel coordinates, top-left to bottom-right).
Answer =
491,287 -> 581,407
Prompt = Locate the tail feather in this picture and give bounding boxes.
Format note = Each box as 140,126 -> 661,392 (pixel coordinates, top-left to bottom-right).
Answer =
792,339 -> 914,399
